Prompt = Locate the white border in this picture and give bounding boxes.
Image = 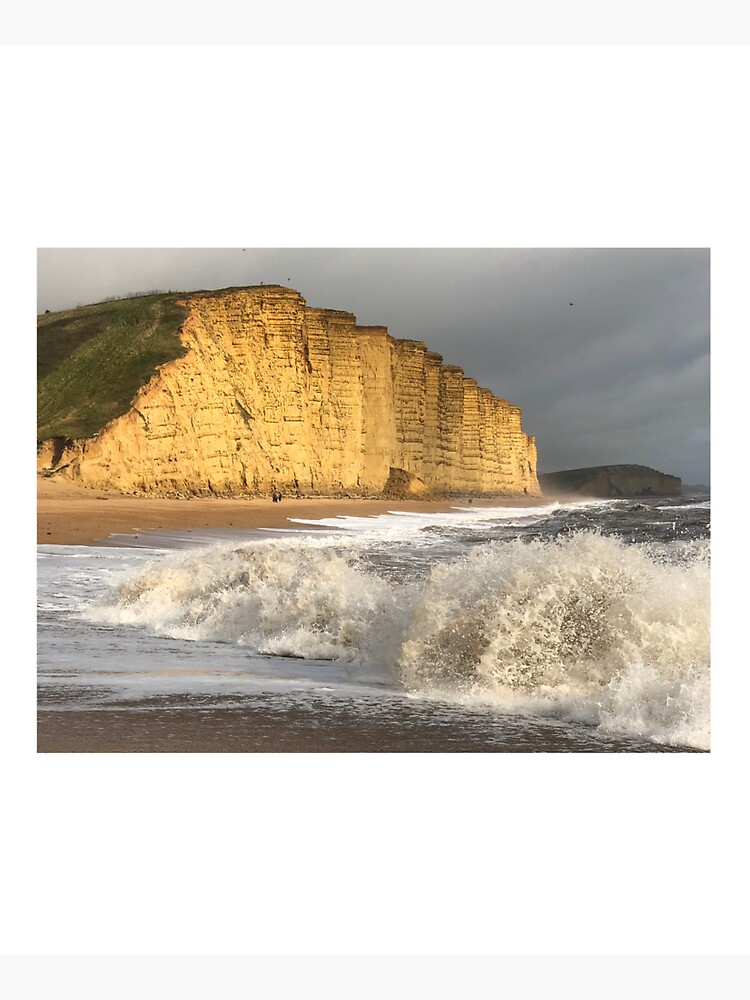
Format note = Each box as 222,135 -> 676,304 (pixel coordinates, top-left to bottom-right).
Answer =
3,4 -> 750,46
1,955 -> 748,998
4,46 -> 745,957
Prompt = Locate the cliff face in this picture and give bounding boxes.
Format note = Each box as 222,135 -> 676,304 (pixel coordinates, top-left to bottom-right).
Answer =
40,286 -> 540,497
539,465 -> 681,497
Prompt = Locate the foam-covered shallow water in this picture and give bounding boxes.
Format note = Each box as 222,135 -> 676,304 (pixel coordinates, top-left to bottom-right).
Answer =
37,494 -> 710,751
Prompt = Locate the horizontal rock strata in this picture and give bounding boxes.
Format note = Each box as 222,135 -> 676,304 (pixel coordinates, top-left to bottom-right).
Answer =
40,286 -> 540,497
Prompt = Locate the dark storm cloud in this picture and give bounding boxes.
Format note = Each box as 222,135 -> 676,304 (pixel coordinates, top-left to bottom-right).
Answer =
37,248 -> 710,483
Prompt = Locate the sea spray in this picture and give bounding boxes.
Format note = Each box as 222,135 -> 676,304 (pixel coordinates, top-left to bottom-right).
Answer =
97,540 -> 406,679
90,531 -> 710,748
399,533 -> 709,748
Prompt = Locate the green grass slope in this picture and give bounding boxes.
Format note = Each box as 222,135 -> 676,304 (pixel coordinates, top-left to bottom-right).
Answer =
37,293 -> 188,441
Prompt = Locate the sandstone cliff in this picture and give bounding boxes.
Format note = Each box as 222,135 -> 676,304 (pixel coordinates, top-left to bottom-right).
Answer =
539,464 -> 681,497
39,286 -> 540,497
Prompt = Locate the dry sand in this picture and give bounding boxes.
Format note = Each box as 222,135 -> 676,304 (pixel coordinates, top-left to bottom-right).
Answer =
37,476 -> 553,546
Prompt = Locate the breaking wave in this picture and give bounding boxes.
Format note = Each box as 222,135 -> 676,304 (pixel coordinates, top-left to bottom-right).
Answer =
90,531 -> 710,749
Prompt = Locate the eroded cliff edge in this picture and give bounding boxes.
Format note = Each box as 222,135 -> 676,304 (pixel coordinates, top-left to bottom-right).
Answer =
39,286 -> 540,497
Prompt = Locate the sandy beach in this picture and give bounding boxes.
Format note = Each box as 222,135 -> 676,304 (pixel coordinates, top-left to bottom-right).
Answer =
37,476 -> 553,546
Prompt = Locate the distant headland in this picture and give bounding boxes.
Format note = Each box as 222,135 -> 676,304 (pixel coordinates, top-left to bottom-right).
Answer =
539,464 -> 682,497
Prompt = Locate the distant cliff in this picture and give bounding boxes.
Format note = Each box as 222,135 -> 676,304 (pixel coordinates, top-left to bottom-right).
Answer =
38,286 -> 540,498
539,464 -> 681,497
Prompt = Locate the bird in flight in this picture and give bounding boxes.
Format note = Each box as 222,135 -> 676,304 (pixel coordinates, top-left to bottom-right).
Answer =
569,302 -> 574,306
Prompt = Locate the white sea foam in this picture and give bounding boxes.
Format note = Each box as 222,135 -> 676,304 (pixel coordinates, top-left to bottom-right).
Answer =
90,539 -> 407,686
399,533 -> 709,748
287,499 -> 602,536
88,528 -> 710,749
655,501 -> 710,511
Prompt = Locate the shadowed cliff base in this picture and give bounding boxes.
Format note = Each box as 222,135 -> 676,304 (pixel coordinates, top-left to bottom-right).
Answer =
38,285 -> 539,499
539,464 -> 681,498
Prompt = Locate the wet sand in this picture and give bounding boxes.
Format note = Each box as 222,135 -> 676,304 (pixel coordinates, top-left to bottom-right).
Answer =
37,697 -> 698,753
37,477 -> 554,546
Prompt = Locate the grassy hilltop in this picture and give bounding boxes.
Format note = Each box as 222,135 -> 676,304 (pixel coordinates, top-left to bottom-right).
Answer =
37,293 -> 188,441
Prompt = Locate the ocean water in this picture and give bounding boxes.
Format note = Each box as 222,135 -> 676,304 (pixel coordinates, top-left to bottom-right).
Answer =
37,494 -> 710,751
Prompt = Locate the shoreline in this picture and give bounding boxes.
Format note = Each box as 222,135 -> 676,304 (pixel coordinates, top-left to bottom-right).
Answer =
37,477 -> 557,546
36,703 -> 697,753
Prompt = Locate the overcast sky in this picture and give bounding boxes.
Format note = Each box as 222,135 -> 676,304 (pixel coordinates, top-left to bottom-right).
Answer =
37,248 -> 710,484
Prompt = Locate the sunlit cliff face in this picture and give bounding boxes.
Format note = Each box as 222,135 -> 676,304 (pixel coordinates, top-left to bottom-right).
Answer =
40,286 -> 540,498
